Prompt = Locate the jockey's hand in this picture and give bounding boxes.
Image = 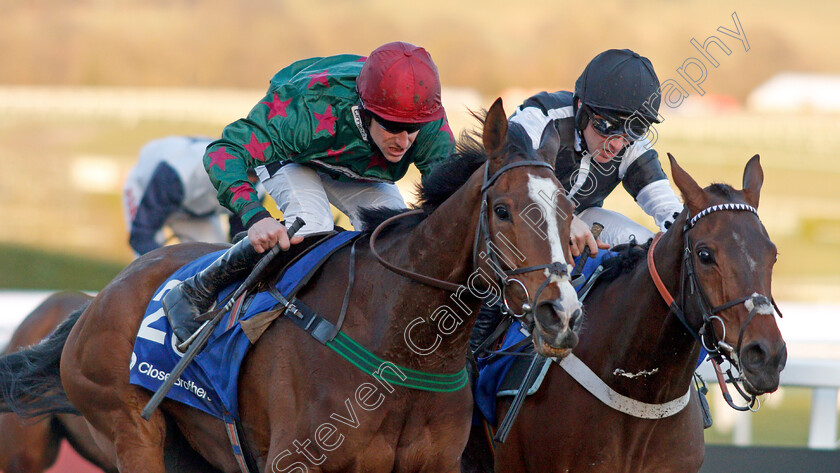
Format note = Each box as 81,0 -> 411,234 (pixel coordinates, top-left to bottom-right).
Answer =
247,217 -> 304,253
569,215 -> 609,257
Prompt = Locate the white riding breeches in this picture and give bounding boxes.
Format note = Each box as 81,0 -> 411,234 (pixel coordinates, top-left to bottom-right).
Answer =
256,163 -> 407,236
577,207 -> 655,247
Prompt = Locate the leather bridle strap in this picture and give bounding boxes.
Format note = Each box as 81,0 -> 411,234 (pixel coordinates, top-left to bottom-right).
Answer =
647,232 -> 703,345
369,208 -> 463,292
370,159 -> 558,294
647,232 -> 673,306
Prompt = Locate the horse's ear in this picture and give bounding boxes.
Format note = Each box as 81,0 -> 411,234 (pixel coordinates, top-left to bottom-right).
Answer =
668,153 -> 705,211
536,120 -> 561,165
742,154 -> 763,208
483,98 -> 507,156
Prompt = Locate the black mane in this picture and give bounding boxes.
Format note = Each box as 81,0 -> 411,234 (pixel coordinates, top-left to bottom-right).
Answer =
357,115 -> 535,233
596,238 -> 652,285
707,183 -> 739,200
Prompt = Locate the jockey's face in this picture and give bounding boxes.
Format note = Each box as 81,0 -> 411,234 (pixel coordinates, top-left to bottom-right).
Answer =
370,116 -> 420,163
582,119 -> 632,163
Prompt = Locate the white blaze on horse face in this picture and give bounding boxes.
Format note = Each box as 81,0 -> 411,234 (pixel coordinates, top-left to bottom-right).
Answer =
527,176 -> 567,264
732,232 -> 757,271
527,175 -> 580,310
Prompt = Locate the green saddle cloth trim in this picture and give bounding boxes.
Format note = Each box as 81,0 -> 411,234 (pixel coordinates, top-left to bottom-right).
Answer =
326,331 -> 468,392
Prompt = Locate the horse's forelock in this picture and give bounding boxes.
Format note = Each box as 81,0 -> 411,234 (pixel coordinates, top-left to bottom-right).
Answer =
706,183 -> 741,202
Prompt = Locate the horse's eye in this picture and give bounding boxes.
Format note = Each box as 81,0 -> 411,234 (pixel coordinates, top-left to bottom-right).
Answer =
494,205 -> 511,221
696,248 -> 714,264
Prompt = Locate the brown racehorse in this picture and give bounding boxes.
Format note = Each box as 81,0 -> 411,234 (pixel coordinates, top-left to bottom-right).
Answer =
0,291 -> 116,473
0,99 -> 581,473
463,155 -> 787,473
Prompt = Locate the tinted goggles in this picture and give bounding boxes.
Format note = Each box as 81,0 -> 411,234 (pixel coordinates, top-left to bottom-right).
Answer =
373,115 -> 425,134
589,111 -> 649,141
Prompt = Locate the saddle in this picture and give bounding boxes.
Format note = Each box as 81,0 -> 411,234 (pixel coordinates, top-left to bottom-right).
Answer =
129,230 -> 362,421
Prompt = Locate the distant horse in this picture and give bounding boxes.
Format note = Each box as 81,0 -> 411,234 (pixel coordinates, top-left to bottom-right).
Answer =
0,291 -> 116,473
0,98 -> 581,473
463,155 -> 786,473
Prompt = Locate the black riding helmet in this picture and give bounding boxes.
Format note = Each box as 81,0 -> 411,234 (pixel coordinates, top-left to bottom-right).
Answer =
574,49 -> 662,125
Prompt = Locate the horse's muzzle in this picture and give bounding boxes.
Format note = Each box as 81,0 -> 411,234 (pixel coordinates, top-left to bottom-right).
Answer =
740,339 -> 787,394
532,299 -> 581,357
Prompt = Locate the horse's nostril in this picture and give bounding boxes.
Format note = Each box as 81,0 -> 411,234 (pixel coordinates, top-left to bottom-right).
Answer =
743,341 -> 769,368
569,308 -> 582,330
534,301 -> 565,332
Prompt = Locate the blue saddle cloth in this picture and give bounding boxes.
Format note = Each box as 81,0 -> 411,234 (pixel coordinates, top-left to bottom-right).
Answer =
129,231 -> 359,420
474,249 -> 613,425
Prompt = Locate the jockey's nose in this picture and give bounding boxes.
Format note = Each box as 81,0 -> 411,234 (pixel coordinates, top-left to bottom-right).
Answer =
607,136 -> 626,153
394,131 -> 410,147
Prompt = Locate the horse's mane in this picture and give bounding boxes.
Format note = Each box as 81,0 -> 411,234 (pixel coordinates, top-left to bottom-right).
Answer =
596,238 -> 652,285
357,114 -> 535,234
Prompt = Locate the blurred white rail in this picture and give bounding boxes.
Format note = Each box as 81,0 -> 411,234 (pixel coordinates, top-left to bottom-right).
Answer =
697,358 -> 840,449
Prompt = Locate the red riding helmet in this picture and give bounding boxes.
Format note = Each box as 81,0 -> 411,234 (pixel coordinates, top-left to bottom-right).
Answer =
357,42 -> 445,123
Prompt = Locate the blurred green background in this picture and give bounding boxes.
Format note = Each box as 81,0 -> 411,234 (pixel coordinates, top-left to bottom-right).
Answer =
1,0 -> 839,449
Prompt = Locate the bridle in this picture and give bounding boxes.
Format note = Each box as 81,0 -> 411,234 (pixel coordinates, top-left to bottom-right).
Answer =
647,203 -> 783,411
370,159 -> 572,320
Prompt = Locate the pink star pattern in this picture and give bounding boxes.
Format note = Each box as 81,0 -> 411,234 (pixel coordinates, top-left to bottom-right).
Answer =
261,92 -> 291,120
326,145 -> 346,162
244,133 -> 269,162
307,70 -> 330,89
208,146 -> 236,171
365,152 -> 390,171
313,105 -> 337,135
230,183 -> 255,204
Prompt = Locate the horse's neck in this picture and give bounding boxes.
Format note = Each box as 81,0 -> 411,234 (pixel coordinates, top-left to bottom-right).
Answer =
581,229 -> 700,402
372,174 -> 484,372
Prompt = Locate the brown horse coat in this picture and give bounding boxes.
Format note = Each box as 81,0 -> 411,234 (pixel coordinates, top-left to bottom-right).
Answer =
465,155 -> 786,473
0,99 -> 581,473
0,291 -> 116,473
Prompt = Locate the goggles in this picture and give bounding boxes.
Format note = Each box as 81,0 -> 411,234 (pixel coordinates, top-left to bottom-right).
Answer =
373,114 -> 425,134
588,109 -> 649,141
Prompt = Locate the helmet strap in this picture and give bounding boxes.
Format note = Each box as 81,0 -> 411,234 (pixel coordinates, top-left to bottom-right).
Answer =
574,103 -> 590,154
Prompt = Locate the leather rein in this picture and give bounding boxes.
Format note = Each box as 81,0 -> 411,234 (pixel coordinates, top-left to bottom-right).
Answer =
647,203 -> 783,411
370,160 -> 571,318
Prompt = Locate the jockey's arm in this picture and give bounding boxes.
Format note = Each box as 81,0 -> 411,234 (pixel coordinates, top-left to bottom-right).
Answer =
621,148 -> 683,231
635,179 -> 683,231
129,162 -> 185,255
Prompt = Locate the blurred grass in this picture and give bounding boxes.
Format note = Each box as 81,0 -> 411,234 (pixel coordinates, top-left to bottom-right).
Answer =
704,386 -> 840,448
0,243 -> 124,292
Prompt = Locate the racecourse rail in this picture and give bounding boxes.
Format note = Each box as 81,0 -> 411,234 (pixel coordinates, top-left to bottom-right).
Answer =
1,290 -> 839,449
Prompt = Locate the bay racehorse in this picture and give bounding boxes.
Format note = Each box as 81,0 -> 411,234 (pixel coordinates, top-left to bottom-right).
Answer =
0,291 -> 116,473
0,98 -> 581,473
463,154 -> 786,473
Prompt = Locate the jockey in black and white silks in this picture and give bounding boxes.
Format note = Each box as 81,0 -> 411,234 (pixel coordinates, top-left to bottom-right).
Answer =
509,49 -> 683,256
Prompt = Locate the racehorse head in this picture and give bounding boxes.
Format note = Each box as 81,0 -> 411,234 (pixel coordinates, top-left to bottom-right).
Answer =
477,98 -> 581,357
669,153 -> 786,395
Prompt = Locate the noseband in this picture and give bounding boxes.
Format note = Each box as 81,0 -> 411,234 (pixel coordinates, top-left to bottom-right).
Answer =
648,203 -> 782,411
370,159 -> 571,319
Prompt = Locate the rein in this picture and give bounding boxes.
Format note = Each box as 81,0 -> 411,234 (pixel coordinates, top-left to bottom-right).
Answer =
647,202 -> 780,411
370,160 -> 570,318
